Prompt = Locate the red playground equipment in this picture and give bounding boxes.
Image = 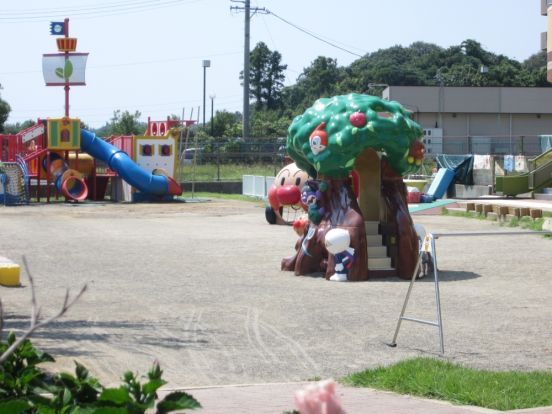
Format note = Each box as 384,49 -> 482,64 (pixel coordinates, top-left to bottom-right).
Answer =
0,117 -> 192,203
0,18 -> 191,203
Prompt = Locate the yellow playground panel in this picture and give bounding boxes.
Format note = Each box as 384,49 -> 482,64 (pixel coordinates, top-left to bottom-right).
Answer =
48,118 -> 81,150
133,135 -> 178,178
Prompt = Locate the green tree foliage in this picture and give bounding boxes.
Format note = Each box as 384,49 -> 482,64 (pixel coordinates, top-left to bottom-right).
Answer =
287,94 -> 423,178
250,109 -> 291,138
208,110 -> 242,137
0,91 -> 10,133
246,42 -> 287,110
2,120 -> 36,134
282,39 -> 549,107
95,110 -> 146,136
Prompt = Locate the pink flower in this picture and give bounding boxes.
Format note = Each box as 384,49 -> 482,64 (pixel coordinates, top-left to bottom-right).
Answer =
294,379 -> 346,414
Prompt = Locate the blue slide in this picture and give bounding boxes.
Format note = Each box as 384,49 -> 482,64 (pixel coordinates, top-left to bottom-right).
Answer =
425,168 -> 455,201
80,129 -> 182,197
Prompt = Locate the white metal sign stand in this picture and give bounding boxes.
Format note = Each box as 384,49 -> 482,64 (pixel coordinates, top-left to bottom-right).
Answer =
388,230 -> 552,355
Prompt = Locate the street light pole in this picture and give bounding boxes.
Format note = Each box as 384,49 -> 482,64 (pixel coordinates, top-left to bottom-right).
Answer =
202,60 -> 211,127
209,94 -> 215,136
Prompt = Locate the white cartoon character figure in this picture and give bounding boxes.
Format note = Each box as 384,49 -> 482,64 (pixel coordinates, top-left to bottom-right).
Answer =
309,122 -> 328,155
324,228 -> 355,282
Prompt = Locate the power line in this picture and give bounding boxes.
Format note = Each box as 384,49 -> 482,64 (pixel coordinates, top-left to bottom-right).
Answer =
0,50 -> 241,76
265,9 -> 366,58
0,0 -> 204,22
0,0 -> 165,15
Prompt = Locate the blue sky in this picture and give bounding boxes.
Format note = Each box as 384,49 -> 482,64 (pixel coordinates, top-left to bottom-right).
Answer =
0,0 -> 546,128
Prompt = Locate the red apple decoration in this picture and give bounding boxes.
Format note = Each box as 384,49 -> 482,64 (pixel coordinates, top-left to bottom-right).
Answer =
349,111 -> 367,128
409,140 -> 425,158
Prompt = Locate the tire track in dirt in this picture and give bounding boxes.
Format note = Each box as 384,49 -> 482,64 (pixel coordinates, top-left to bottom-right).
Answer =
244,306 -> 320,373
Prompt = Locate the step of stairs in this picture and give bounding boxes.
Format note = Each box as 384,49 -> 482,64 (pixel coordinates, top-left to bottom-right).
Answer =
366,234 -> 383,246
368,256 -> 392,269
365,221 -> 394,272
364,221 -> 379,235
367,245 -> 387,257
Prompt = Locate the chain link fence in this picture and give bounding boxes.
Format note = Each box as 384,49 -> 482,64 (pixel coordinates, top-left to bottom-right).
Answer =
178,135 -> 551,183
178,137 -> 287,183
442,135 -> 545,156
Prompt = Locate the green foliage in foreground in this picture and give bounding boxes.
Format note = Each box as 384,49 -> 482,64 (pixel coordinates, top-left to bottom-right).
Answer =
0,332 -> 200,414
342,357 -> 552,411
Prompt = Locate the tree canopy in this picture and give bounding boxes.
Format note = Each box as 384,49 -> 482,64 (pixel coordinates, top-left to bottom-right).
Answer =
283,40 -> 548,115
95,110 -> 146,136
287,94 -> 423,178
0,91 -> 10,133
246,42 -> 287,110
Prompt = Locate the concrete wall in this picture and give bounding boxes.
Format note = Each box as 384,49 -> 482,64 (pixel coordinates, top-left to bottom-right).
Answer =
385,86 -> 552,114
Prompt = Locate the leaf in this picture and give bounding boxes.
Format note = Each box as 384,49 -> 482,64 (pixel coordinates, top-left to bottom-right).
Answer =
0,399 -> 32,414
64,60 -> 74,80
7,331 -> 16,345
73,407 -> 128,414
62,387 -> 73,405
156,391 -> 201,413
55,67 -> 65,79
35,349 -> 56,364
98,387 -> 130,405
75,361 -> 91,381
142,378 -> 165,395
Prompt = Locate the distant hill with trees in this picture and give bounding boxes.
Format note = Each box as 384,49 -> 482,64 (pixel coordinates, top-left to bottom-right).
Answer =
217,38 -> 548,138
1,39 -> 547,138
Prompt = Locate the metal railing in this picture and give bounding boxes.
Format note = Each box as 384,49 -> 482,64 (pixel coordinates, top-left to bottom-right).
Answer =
441,135 -> 545,156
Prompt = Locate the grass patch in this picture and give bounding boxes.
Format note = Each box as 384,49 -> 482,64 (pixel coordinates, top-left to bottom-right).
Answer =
342,357 -> 552,411
180,163 -> 279,182
443,207 -> 551,238
178,192 -> 264,203
441,207 -> 486,220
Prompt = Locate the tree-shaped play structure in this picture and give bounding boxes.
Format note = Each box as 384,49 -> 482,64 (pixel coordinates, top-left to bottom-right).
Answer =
282,93 -> 424,281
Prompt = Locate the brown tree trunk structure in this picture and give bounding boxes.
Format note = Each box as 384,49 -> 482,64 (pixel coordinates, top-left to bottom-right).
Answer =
380,159 -> 419,279
281,177 -> 368,281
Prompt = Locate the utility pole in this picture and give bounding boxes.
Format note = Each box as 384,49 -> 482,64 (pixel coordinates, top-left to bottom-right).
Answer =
230,0 -> 267,140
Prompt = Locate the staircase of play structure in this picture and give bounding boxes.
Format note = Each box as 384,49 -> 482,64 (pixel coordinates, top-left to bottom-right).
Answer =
365,221 -> 394,272
496,148 -> 552,197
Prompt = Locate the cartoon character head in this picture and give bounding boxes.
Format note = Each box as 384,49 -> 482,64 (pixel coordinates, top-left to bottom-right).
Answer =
268,163 -> 310,212
301,180 -> 327,224
266,163 -> 311,225
309,122 -> 328,155
324,228 -> 351,255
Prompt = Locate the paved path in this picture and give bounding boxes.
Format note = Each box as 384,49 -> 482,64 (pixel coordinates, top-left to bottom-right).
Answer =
161,382 -> 552,413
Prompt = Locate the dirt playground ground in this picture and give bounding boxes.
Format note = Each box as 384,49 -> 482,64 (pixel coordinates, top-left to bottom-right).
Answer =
0,199 -> 551,388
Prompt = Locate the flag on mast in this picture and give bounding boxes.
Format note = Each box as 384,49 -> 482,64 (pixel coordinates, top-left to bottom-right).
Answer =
50,21 -> 66,35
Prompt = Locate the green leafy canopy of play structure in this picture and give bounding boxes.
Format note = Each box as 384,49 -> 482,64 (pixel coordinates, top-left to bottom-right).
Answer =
286,93 -> 423,178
